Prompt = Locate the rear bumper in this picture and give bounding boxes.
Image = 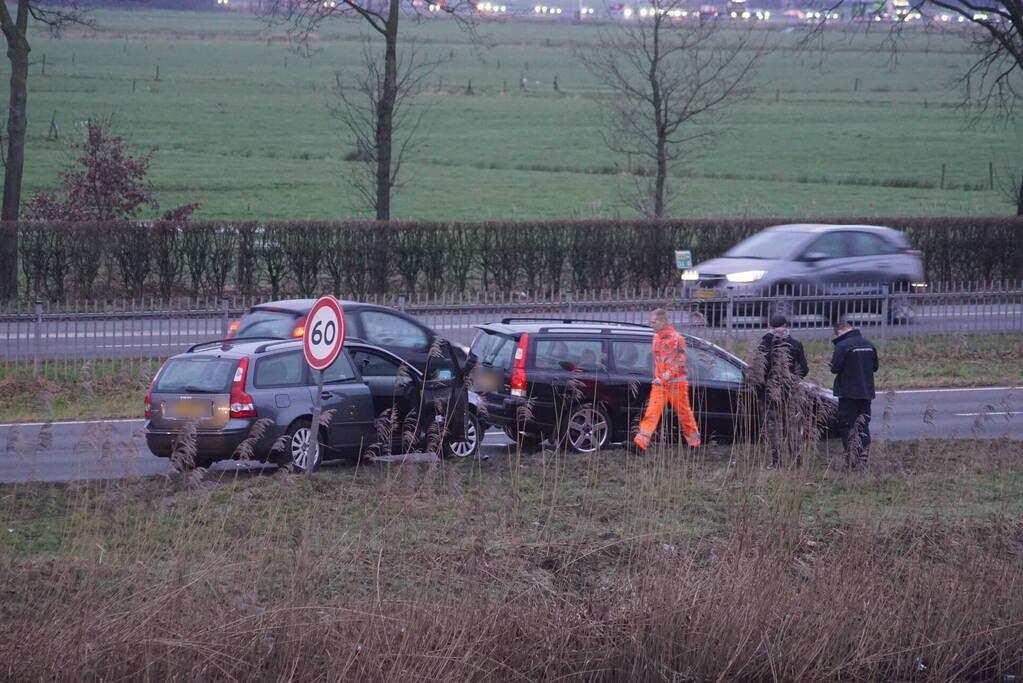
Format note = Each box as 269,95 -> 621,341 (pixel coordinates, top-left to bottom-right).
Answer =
479,393 -> 558,434
145,425 -> 251,461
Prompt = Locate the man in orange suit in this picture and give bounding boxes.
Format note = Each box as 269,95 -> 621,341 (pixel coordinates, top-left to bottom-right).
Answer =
633,309 -> 701,451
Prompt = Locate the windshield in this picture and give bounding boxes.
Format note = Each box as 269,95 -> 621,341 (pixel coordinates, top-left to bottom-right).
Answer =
235,310 -> 300,339
155,357 -> 238,393
723,231 -> 808,260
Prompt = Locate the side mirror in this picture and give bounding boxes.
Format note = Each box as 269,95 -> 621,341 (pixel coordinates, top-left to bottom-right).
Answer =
802,251 -> 828,263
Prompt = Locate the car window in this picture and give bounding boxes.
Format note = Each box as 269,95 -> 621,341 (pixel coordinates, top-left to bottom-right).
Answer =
319,352 -> 358,384
155,357 -> 237,393
687,346 -> 743,384
804,232 -> 852,259
848,231 -> 896,257
724,230 -> 809,260
351,349 -> 402,378
236,310 -> 300,339
472,332 -> 517,370
254,351 -> 307,388
534,339 -> 605,370
425,341 -> 458,381
359,311 -> 429,352
611,340 -> 653,374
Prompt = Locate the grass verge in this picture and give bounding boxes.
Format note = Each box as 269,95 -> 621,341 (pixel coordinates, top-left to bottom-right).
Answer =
1,436 -> 1021,680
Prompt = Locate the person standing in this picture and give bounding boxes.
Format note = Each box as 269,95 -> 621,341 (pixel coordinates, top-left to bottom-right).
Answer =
757,314 -> 808,466
830,320 -> 878,469
633,309 -> 701,451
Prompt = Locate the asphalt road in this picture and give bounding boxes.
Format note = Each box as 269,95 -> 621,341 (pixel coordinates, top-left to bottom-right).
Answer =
2,300 -> 1022,363
0,386 -> 1019,483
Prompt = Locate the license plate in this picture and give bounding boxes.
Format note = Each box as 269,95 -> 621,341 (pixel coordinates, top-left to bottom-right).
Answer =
696,289 -> 721,299
167,399 -> 212,419
474,372 -> 500,392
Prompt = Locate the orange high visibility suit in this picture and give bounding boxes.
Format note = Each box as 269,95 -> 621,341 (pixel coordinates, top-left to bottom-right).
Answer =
633,326 -> 702,449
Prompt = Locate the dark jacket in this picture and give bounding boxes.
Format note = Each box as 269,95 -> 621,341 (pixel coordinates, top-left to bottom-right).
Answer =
830,329 -> 878,399
758,332 -> 809,384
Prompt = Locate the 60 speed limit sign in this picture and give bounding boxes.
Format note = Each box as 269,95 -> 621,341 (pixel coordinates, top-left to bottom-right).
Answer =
303,295 -> 346,371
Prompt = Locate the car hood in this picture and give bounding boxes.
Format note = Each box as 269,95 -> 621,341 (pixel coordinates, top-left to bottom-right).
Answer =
693,256 -> 785,277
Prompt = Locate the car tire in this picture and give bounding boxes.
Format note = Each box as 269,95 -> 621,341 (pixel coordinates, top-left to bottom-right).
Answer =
285,419 -> 321,473
887,281 -> 914,324
444,410 -> 481,459
563,403 -> 611,454
503,425 -> 543,453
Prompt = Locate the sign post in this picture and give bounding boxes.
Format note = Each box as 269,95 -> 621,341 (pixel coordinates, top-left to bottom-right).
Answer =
301,295 -> 346,476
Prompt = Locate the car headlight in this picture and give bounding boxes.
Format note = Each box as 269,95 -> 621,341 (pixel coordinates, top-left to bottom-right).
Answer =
681,270 -> 700,281
725,270 -> 766,283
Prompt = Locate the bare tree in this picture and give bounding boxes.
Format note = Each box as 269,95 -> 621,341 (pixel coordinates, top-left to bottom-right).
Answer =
330,38 -> 439,218
262,0 -> 471,221
0,2 -> 92,298
577,3 -> 766,218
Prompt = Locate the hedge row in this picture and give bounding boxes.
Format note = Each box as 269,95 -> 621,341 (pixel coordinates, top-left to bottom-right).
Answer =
3,217 -> 1021,301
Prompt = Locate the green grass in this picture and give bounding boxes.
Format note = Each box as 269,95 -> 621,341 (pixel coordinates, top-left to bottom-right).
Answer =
6,9 -> 1017,221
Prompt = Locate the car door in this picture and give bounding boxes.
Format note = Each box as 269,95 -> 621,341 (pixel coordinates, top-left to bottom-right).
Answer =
353,309 -> 432,372
798,231 -> 858,295
607,338 -> 654,440
685,344 -> 746,441
310,351 -> 376,454
847,231 -> 899,286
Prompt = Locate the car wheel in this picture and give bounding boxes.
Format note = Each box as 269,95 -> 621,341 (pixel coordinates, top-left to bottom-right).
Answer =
887,282 -> 914,324
286,419 -> 320,472
444,410 -> 481,459
563,404 -> 611,453
502,425 -> 543,453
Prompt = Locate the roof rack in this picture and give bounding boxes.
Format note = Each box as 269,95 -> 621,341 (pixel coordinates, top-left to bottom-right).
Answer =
254,338 -> 303,353
537,325 -> 654,335
500,317 -> 650,329
187,336 -> 283,353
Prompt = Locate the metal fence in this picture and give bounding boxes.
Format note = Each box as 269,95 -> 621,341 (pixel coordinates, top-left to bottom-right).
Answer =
2,281 -> 1021,378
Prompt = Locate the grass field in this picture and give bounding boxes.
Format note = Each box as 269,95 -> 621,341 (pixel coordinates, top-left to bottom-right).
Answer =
0,332 -> 1018,422
2,435 -> 1022,679
5,9 -> 1018,221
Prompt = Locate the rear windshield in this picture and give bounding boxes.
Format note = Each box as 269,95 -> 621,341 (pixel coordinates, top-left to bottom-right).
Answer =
155,357 -> 238,393
724,231 -> 808,260
235,310 -> 300,339
471,332 -> 517,371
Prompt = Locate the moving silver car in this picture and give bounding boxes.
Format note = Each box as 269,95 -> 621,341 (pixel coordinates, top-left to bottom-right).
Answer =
682,223 -> 926,325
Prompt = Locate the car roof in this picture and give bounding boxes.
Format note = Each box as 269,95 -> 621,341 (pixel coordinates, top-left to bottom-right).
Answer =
178,337 -> 415,370
765,223 -> 898,235
247,298 -> 388,315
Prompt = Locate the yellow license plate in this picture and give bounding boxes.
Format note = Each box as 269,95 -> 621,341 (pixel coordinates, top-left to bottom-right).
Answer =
168,399 -> 212,419
696,289 -> 721,299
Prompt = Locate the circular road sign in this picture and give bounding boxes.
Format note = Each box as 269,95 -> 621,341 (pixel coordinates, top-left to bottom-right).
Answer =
303,295 -> 346,372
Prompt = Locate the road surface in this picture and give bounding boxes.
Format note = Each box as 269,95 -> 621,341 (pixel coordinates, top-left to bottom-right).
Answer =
0,386 -> 1019,483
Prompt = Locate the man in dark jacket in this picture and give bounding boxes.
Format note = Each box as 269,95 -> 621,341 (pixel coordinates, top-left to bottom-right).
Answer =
830,320 -> 878,469
757,314 -> 809,466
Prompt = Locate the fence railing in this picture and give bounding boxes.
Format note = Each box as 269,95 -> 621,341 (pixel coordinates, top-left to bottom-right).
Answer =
2,281 -> 1021,379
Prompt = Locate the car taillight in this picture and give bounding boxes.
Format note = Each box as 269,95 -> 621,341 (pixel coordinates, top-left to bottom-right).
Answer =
510,333 -> 529,397
226,320 -> 240,338
144,360 -> 169,418
230,356 -> 257,418
292,324 -> 305,338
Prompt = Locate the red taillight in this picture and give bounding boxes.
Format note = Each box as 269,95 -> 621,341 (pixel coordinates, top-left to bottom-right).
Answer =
144,360 -> 169,418
292,324 -> 305,338
226,320 -> 240,338
510,333 -> 529,397
230,356 -> 257,418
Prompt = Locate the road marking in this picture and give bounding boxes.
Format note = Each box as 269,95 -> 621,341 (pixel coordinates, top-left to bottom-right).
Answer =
954,411 -> 1022,417
0,418 -> 144,428
889,386 -> 1022,395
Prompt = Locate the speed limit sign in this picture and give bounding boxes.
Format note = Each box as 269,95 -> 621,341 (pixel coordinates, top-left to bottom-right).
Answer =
303,295 -> 346,371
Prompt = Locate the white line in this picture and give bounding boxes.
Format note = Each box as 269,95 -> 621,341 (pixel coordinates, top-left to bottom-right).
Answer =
0,418 -> 144,428
955,411 -> 1023,417
889,386 -> 1022,395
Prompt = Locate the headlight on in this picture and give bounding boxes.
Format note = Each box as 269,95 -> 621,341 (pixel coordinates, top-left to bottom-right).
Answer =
725,270 -> 766,283
681,270 -> 699,281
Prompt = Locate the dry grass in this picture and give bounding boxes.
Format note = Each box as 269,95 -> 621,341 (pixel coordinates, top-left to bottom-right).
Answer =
1,422 -> 1022,681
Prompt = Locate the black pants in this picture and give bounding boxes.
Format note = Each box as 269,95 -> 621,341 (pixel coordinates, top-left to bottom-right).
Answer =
837,397 -> 871,465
